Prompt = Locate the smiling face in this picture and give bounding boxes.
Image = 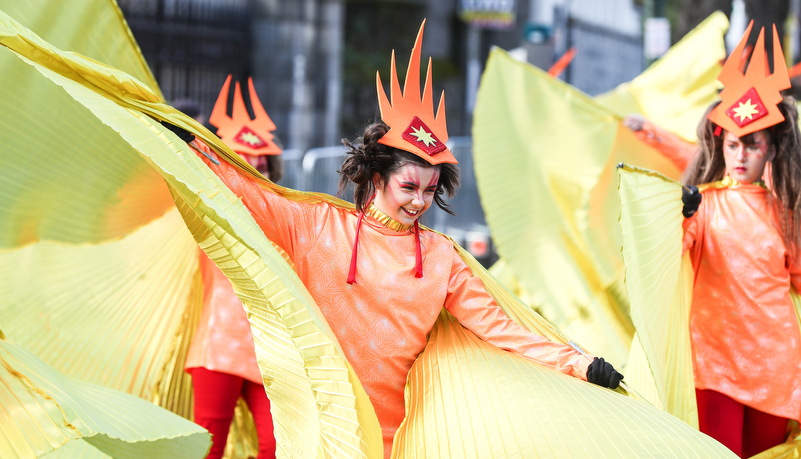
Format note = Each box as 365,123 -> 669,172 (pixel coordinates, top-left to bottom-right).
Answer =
373,163 -> 440,226
722,129 -> 773,183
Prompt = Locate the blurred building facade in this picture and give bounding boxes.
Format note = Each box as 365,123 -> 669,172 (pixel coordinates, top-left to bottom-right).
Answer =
118,0 -> 645,152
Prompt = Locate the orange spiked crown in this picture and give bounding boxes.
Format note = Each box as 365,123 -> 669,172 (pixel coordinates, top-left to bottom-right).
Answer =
376,20 -> 457,165
209,75 -> 282,156
708,21 -> 791,137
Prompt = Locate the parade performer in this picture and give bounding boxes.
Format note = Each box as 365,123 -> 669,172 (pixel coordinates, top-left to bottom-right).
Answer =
181,21 -> 622,456
631,22 -> 801,458
183,77 -> 283,459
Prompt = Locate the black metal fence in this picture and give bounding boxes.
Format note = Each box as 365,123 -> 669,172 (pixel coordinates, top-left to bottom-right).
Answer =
118,0 -> 252,114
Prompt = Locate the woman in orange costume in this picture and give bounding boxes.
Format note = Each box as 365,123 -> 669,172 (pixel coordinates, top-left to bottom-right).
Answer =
180,22 -> 622,457
183,77 -> 283,459
679,23 -> 801,458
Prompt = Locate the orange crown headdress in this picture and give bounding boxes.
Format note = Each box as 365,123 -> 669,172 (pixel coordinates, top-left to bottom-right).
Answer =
376,20 -> 457,165
209,75 -> 281,156
708,21 -> 791,137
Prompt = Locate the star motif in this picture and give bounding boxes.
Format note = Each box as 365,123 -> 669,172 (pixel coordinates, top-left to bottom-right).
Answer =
410,125 -> 437,147
239,131 -> 264,146
732,99 -> 760,122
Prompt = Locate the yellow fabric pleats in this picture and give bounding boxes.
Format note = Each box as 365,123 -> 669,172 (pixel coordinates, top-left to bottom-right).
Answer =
0,209 -> 199,406
0,337 -> 210,458
617,165 -> 697,427
473,47 -> 682,368
0,6 -> 742,458
473,12 -> 726,371
0,1 -> 210,455
396,312 -> 735,458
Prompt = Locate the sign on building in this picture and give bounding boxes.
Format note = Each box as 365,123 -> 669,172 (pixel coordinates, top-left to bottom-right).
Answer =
459,0 -> 517,29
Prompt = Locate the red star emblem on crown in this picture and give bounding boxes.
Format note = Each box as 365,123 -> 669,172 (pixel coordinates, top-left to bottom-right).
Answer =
234,126 -> 268,148
725,87 -> 768,128
401,116 -> 446,156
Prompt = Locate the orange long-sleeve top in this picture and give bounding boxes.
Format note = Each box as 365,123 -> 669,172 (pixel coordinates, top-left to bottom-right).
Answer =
634,119 -> 697,172
683,178 -> 801,421
195,143 -> 591,455
184,250 -> 262,384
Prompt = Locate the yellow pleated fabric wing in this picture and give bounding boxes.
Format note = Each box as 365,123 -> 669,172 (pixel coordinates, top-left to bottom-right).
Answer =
473,47 -> 682,368
617,165 -> 697,426
0,336 -> 209,458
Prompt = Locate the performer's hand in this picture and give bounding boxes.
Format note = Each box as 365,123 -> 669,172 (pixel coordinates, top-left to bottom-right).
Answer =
587,357 -> 623,389
161,121 -> 195,144
623,113 -> 645,132
682,185 -> 702,218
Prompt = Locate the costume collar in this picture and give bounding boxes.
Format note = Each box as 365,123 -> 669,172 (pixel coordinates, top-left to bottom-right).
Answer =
699,175 -> 769,192
348,202 -> 422,284
365,202 -> 414,232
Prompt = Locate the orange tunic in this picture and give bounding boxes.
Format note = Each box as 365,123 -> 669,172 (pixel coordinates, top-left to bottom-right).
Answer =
683,179 -> 801,420
198,145 -> 591,455
185,250 -> 262,384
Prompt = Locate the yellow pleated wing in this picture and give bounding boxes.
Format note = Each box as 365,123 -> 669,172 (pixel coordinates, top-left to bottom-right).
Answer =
473,47 -> 682,368
396,310 -> 738,458
0,0 -> 201,426
617,165 -> 697,426
597,11 -> 727,143
0,335 -> 209,458
0,9 -> 383,457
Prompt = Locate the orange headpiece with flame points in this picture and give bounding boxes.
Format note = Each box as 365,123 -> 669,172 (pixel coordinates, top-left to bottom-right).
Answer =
708,21 -> 791,137
376,20 -> 457,165
209,75 -> 282,156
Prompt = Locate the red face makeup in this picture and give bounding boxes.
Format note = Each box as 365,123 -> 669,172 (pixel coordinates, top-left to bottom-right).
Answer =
373,163 -> 440,226
722,129 -> 773,184
239,152 -> 270,178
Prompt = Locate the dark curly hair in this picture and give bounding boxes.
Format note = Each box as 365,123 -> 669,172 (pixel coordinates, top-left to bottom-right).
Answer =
338,121 -> 460,214
684,96 -> 801,248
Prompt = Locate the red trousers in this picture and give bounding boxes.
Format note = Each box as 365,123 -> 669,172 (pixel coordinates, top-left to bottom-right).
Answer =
696,389 -> 788,458
192,368 -> 275,459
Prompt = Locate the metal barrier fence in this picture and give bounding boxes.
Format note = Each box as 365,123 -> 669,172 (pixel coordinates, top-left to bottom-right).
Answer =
276,148 -> 303,190
276,137 -> 496,266
118,0 -> 252,115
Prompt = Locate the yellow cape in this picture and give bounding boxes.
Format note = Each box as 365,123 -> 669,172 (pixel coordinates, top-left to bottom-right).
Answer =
0,332 -> 210,458
474,12 -> 727,370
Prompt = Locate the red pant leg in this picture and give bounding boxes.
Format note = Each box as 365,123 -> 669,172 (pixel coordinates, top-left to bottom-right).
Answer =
242,379 -> 276,459
696,389 -> 744,457
192,368 -> 244,459
742,406 -> 789,458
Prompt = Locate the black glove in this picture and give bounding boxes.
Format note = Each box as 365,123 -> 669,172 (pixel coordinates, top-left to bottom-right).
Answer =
682,185 -> 702,218
587,357 -> 623,389
162,121 -> 195,144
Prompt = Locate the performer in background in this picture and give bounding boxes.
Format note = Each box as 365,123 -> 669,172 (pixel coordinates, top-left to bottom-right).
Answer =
678,23 -> 801,458
183,76 -> 283,459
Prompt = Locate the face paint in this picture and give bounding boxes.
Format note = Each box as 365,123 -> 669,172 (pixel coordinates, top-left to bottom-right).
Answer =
722,129 -> 773,184
373,163 -> 440,226
239,152 -> 270,179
